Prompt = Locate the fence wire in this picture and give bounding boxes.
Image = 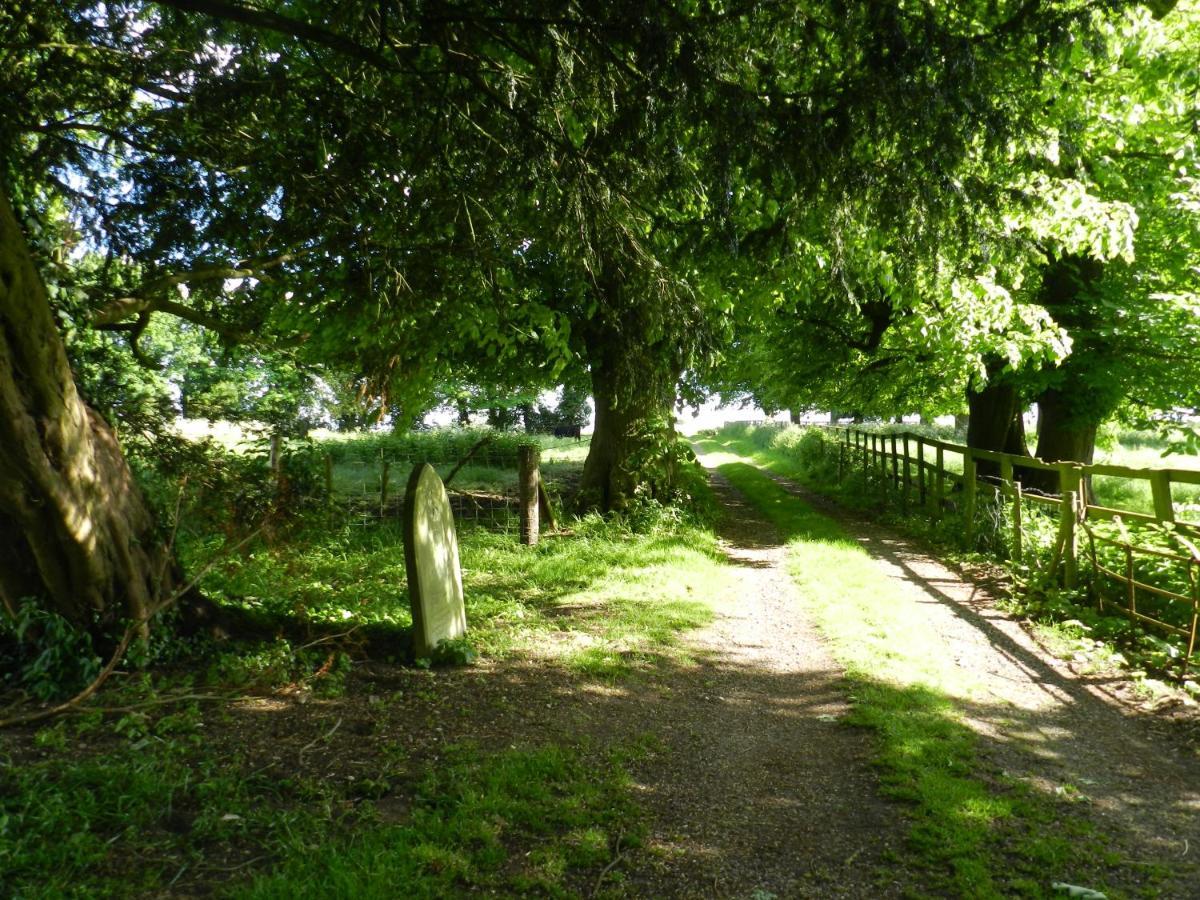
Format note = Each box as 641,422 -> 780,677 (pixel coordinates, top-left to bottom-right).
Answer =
323,453 -> 542,531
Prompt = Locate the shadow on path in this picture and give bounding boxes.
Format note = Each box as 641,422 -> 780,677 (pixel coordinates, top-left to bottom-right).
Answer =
755,466 -> 1200,893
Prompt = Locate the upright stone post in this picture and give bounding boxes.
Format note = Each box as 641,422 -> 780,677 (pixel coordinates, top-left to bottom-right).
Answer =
519,444 -> 540,546
403,464 -> 467,658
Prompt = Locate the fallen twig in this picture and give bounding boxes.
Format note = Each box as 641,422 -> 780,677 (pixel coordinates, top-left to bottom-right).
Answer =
0,525 -> 264,730
298,716 -> 342,764
591,829 -> 627,898
294,625 -> 361,654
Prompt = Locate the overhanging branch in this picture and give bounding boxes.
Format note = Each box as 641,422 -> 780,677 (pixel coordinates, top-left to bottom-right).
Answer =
92,252 -> 295,343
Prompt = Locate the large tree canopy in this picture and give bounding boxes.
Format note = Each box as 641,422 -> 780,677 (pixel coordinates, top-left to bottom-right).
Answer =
2,0 -> 1187,635
716,2 -> 1199,454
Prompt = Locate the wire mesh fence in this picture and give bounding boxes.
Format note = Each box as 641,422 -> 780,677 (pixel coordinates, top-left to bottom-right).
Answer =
321,450 -> 580,532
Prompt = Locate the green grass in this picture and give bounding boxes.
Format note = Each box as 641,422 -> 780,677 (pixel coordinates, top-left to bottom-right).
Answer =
2,481 -> 729,897
185,509 -> 728,681
2,709 -> 650,900
320,430 -> 591,515
237,741 -> 648,899
1,702 -> 351,899
715,461 -> 1142,898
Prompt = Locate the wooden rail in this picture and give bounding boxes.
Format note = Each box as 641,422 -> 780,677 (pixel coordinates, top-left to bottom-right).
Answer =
833,426 -> 1200,672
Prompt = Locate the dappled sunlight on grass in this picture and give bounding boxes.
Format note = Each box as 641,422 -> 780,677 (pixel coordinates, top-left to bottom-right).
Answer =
187,507 -> 731,680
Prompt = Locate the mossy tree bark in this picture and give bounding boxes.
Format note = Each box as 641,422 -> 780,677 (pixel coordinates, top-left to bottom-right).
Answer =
578,289 -> 682,512
0,187 -> 180,638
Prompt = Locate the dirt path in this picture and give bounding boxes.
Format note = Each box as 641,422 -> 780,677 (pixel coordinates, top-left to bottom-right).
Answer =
615,470 -> 909,897
744,464 -> 1200,897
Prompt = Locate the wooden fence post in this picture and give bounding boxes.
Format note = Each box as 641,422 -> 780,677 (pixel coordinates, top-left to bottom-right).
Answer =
324,453 -> 334,502
963,449 -> 977,548
379,458 -> 391,517
934,446 -> 945,519
890,434 -> 900,490
1012,482 -> 1023,563
518,445 -> 540,546
1000,457 -> 1014,492
901,434 -> 911,509
537,482 -> 558,532
916,437 -> 927,508
1064,491 -> 1079,589
1150,470 -> 1175,522
1057,464 -> 1082,588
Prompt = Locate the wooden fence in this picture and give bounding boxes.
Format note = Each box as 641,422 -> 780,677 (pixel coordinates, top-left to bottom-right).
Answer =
834,427 -> 1200,670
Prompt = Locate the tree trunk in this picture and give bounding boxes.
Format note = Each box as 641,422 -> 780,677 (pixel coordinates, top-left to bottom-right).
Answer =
1023,387 -> 1101,498
520,402 -> 537,433
455,397 -> 470,426
578,324 -> 679,512
1035,388 -> 1098,465
1021,254 -> 1111,496
0,187 -> 180,638
966,375 -> 1029,479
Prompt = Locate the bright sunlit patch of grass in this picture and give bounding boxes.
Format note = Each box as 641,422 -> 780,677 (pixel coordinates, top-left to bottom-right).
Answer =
187,499 -> 730,680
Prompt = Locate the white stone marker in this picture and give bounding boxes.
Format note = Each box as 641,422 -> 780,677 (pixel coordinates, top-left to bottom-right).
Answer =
403,463 -> 466,657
